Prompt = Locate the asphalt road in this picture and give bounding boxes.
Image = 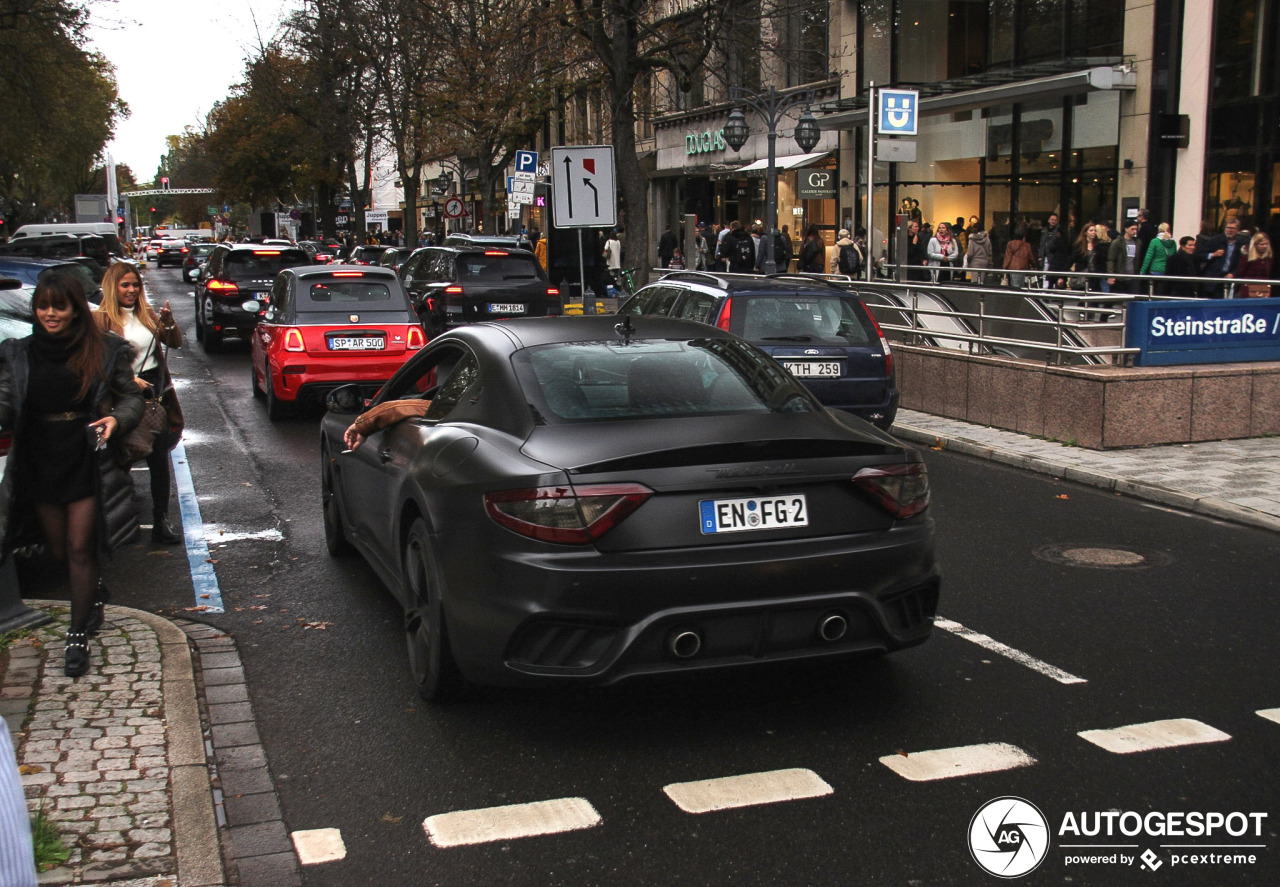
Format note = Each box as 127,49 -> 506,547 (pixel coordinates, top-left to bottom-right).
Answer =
46,265 -> 1280,885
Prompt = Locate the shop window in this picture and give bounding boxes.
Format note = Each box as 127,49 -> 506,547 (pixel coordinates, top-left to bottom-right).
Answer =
1068,0 -> 1123,57
779,0 -> 829,86
947,0 -> 989,79
724,0 -> 762,92
1212,0 -> 1264,101
1205,169 -> 1257,230
898,0 -> 951,83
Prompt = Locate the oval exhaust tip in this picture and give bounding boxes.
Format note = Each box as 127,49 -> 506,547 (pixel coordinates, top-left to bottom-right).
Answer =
818,613 -> 848,643
667,629 -> 702,659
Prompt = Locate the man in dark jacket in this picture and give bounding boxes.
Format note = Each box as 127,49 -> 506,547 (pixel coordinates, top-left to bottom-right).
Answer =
1038,213 -> 1071,288
1165,236 -> 1202,297
657,225 -> 678,268
1198,218 -> 1246,297
1135,209 -> 1158,265
725,225 -> 757,273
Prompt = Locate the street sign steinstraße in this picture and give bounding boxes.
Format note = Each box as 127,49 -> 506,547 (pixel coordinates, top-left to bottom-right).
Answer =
551,146 -> 617,228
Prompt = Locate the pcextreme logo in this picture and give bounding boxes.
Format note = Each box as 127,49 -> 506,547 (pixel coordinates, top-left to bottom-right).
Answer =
969,797 -> 1051,878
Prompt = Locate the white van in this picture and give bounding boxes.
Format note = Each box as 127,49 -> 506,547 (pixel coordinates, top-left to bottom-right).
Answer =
11,222 -> 124,258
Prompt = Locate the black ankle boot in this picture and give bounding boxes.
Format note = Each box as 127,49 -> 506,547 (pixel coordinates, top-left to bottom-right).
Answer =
152,512 -> 181,544
65,631 -> 89,678
85,581 -> 111,636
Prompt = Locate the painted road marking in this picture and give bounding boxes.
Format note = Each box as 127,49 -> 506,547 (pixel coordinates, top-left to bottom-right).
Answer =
291,828 -> 346,865
423,798 -> 601,848
1078,718 -> 1231,754
1257,708 -> 1280,725
171,441 -> 223,613
663,768 -> 833,814
880,742 -> 1036,782
205,526 -> 285,544
935,617 -> 1086,684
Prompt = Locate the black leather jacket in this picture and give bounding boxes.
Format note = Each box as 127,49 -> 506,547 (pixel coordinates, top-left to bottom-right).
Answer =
0,332 -> 144,556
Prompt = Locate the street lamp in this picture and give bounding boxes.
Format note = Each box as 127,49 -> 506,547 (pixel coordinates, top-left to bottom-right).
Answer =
723,86 -> 819,274
436,171 -> 452,195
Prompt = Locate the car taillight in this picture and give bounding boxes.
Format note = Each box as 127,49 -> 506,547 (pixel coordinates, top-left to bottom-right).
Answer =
283,328 -> 305,352
716,296 -> 733,331
0,431 -> 10,458
333,271 -> 364,277
444,285 -> 463,299
180,247 -> 189,254
407,326 -> 425,349
484,483 -> 653,544
254,250 -> 281,255
852,464 -> 929,519
483,250 -> 508,256
547,287 -> 560,298
863,303 -> 894,377
207,279 -> 239,294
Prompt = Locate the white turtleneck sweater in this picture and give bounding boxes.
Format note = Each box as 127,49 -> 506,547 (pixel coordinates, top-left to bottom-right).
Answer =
119,306 -> 160,375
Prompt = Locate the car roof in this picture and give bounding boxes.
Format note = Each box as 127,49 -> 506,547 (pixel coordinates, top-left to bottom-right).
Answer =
651,271 -> 849,296
447,313 -> 739,351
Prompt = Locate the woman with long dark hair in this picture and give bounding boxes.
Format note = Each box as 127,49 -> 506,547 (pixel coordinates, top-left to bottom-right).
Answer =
94,263 -> 183,542
0,272 -> 142,676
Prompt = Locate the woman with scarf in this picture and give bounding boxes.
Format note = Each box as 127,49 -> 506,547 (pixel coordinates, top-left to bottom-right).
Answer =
94,263 -> 183,543
927,222 -> 960,282
0,272 -> 142,677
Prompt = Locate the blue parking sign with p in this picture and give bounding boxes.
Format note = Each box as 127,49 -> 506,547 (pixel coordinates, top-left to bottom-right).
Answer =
515,150 -> 538,174
879,89 -> 919,136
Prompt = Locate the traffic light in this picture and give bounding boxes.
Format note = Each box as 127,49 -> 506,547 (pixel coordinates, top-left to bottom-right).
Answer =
161,177 -> 170,190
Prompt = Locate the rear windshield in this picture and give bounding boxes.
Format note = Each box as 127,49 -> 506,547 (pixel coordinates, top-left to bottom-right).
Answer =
306,281 -> 393,304
352,247 -> 388,261
514,338 -> 816,423
189,244 -> 216,257
224,250 -> 309,279
456,253 -> 542,281
733,295 -> 875,345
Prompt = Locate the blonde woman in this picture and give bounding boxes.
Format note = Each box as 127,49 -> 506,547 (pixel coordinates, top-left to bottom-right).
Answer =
94,263 -> 184,543
1237,232 -> 1273,298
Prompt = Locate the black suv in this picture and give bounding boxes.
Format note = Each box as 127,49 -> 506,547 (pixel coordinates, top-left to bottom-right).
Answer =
192,243 -> 310,351
618,272 -> 899,429
398,245 -> 560,335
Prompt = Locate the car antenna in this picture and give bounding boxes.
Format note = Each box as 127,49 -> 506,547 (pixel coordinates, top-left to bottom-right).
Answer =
614,315 -> 635,345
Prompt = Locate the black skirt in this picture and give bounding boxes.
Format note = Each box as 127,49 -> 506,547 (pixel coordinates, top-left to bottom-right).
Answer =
19,348 -> 98,505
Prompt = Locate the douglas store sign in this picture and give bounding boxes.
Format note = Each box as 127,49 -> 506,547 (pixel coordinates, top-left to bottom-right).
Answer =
1126,299 -> 1280,366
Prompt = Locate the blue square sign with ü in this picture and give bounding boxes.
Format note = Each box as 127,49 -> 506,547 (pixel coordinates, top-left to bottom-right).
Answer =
879,89 -> 920,136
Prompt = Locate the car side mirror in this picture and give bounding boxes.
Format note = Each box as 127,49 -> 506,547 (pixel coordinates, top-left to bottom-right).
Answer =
326,384 -> 365,414
189,267 -> 202,280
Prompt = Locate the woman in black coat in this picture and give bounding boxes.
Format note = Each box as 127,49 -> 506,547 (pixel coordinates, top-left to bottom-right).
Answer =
0,272 -> 143,677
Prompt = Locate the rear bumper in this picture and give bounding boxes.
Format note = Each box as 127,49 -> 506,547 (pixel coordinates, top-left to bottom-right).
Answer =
274,355 -> 402,402
436,518 -> 938,687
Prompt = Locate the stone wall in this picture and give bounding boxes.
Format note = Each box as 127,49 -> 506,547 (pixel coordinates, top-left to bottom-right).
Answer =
894,345 -> 1280,448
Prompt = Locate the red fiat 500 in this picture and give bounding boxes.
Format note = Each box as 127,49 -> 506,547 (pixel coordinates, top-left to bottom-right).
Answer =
251,265 -> 425,419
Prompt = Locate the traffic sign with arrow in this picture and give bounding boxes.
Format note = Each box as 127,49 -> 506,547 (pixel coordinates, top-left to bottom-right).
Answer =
550,146 -> 616,228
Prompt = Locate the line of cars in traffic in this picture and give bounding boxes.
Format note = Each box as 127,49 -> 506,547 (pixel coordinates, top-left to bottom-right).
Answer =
166,234 -> 932,701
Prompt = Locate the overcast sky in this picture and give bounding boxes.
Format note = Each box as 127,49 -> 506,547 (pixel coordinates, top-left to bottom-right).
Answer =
89,0 -> 299,180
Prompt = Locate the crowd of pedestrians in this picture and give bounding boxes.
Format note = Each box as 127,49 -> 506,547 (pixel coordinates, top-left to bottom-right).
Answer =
896,210 -> 1275,298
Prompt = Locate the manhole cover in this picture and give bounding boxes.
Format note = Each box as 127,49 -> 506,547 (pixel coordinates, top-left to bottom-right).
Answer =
1033,543 -> 1173,570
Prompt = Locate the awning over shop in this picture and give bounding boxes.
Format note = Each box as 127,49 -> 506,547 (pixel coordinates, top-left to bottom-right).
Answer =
731,151 -> 831,173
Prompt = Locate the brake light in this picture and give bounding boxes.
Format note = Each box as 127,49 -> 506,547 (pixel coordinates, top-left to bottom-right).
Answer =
283,328 -> 305,352
254,250 -> 281,255
852,464 -> 929,519
407,326 -> 425,349
333,271 -> 363,277
547,287 -> 560,297
484,483 -> 653,544
180,247 -> 189,254
483,250 -> 508,256
207,279 -> 239,294
0,431 -> 10,458
863,302 -> 894,377
716,296 -> 733,331
444,286 -> 463,295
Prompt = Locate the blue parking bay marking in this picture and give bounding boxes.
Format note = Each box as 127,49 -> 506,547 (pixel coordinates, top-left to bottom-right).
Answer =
171,441 -> 224,613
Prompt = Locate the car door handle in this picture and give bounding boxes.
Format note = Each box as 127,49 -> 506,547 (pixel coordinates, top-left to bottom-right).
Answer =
379,447 -> 393,463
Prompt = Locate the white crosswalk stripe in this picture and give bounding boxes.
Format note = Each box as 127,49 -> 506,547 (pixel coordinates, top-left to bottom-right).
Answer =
1078,718 -> 1231,754
879,742 -> 1036,782
423,797 -> 601,848
663,768 -> 833,814
1257,708 -> 1280,725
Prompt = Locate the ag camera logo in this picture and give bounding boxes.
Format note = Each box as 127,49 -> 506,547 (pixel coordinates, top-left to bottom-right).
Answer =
969,797 -> 1050,878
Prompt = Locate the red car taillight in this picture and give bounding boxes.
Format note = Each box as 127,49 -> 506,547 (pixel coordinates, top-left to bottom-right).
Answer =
716,296 -> 733,331
283,328 -> 305,352
407,326 -> 425,349
484,483 -> 653,544
0,431 -> 11,458
852,464 -> 929,519
207,279 -> 239,295
863,303 -> 894,378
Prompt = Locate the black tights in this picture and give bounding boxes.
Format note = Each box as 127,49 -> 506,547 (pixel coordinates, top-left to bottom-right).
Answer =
145,432 -> 172,516
34,497 -> 99,632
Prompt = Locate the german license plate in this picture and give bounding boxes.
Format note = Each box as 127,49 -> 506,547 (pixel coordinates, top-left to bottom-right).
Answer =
699,495 -> 808,534
488,303 -> 525,314
782,361 -> 841,378
329,337 -> 385,350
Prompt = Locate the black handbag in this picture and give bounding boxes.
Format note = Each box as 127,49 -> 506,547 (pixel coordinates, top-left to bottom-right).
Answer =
114,397 -> 166,467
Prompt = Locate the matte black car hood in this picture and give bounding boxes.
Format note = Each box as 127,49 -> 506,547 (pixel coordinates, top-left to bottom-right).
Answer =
520,410 -> 902,473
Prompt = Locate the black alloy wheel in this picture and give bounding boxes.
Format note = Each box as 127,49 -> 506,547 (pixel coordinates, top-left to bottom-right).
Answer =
263,364 -> 288,420
402,518 -> 465,702
321,448 -> 352,557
